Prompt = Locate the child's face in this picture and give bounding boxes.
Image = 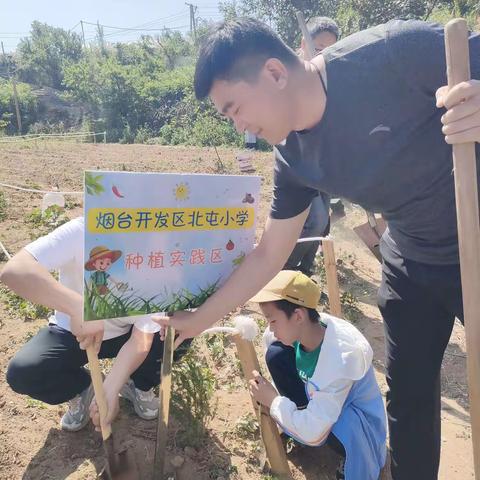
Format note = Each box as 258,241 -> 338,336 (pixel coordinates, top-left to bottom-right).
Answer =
93,257 -> 112,271
312,31 -> 337,54
260,302 -> 300,346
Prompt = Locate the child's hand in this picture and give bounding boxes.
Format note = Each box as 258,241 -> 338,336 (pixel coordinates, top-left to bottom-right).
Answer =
436,79 -> 480,144
249,370 -> 278,409
74,320 -> 104,353
89,390 -> 119,432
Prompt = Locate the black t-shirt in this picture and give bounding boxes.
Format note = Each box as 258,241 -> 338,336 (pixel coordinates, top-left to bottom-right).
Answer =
271,20 -> 480,265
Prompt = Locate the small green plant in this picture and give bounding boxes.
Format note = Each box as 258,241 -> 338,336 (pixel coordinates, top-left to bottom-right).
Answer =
234,413 -> 259,440
0,190 -> 7,221
341,291 -> 361,322
0,286 -> 51,320
64,197 -> 82,210
313,253 -> 327,285
171,347 -> 217,447
205,333 -> 228,363
208,463 -> 238,479
25,205 -> 69,238
26,398 -> 46,409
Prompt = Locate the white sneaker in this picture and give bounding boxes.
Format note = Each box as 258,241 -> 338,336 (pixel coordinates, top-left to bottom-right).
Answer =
60,383 -> 94,432
120,379 -> 158,420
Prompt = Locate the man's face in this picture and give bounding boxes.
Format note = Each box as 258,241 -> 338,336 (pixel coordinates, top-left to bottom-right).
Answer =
312,30 -> 337,54
94,257 -> 112,271
260,302 -> 300,346
210,61 -> 293,145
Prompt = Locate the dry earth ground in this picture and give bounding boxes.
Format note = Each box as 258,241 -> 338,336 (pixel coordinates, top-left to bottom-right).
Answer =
0,142 -> 472,479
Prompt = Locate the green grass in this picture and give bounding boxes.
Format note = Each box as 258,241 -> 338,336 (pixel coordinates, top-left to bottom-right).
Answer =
0,190 -> 7,221
0,286 -> 51,321
171,347 -> 217,448
84,279 -> 219,320
25,205 -> 70,239
205,332 -> 228,364
234,413 -> 259,440
340,291 -> 361,322
26,398 -> 47,409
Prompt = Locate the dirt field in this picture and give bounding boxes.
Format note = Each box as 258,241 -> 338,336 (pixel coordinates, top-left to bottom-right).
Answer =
0,142 -> 473,479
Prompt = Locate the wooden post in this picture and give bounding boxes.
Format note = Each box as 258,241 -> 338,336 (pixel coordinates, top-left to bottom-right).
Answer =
153,326 -> 175,479
80,20 -> 86,49
11,77 -> 22,134
445,18 -> 480,477
322,239 -> 342,317
1,41 -> 22,134
232,334 -> 292,479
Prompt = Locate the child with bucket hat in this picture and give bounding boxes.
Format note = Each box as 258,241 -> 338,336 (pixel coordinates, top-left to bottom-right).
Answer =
249,270 -> 387,480
85,245 -> 124,295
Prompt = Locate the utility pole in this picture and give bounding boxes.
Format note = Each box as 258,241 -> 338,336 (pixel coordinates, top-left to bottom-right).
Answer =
185,3 -> 197,42
97,20 -> 105,53
80,20 -> 86,49
1,41 -> 22,134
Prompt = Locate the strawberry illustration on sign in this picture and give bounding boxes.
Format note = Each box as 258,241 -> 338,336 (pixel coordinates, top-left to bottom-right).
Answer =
242,193 -> 255,204
226,240 -> 235,251
112,185 -> 124,198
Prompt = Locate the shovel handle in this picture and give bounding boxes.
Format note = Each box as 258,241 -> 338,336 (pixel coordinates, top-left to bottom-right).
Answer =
86,346 -> 112,440
296,11 -> 315,61
444,18 -> 480,477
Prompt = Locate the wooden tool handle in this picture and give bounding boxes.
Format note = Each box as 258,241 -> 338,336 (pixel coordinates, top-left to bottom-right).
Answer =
445,18 -> 480,477
295,11 -> 315,61
86,346 -> 112,440
233,334 -> 292,478
322,239 -> 342,317
153,326 -> 175,480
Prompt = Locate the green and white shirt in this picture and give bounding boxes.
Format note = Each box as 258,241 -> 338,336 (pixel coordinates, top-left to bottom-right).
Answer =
293,320 -> 327,381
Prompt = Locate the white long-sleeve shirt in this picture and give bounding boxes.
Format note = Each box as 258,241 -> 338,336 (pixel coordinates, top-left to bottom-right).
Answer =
264,314 -> 373,446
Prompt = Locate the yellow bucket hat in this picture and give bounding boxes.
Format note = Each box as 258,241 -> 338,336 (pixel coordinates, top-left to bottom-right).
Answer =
250,270 -> 320,309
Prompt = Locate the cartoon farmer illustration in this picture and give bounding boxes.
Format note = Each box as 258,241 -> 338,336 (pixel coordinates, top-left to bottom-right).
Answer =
85,246 -> 126,295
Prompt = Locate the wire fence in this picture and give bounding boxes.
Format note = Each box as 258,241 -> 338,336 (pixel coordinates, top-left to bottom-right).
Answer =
0,131 -> 107,144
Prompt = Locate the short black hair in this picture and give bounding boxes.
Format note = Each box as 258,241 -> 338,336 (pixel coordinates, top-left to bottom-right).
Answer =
307,16 -> 340,40
271,299 -> 320,323
194,17 -> 299,100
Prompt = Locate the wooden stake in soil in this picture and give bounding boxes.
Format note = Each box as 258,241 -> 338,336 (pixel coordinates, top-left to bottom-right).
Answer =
86,346 -> 140,480
321,239 -> 342,317
153,326 -> 175,479
232,334 -> 292,479
444,18 -> 480,478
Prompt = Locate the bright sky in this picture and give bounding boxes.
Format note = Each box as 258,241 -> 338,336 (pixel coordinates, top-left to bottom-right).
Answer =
0,1 -> 223,52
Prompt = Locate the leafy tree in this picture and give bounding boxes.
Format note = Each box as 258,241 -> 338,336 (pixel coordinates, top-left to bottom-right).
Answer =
17,21 -> 83,89
0,79 -> 38,134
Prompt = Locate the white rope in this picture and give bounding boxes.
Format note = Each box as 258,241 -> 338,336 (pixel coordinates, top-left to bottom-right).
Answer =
296,235 -> 330,243
0,182 -> 82,195
202,315 -> 258,341
0,240 -> 12,260
203,326 -> 237,335
0,131 -> 106,143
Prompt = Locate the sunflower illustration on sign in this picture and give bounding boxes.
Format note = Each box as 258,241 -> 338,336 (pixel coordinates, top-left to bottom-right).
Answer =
174,182 -> 190,201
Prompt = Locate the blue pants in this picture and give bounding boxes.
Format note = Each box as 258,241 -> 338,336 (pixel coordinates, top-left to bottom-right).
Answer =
265,340 -> 345,457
